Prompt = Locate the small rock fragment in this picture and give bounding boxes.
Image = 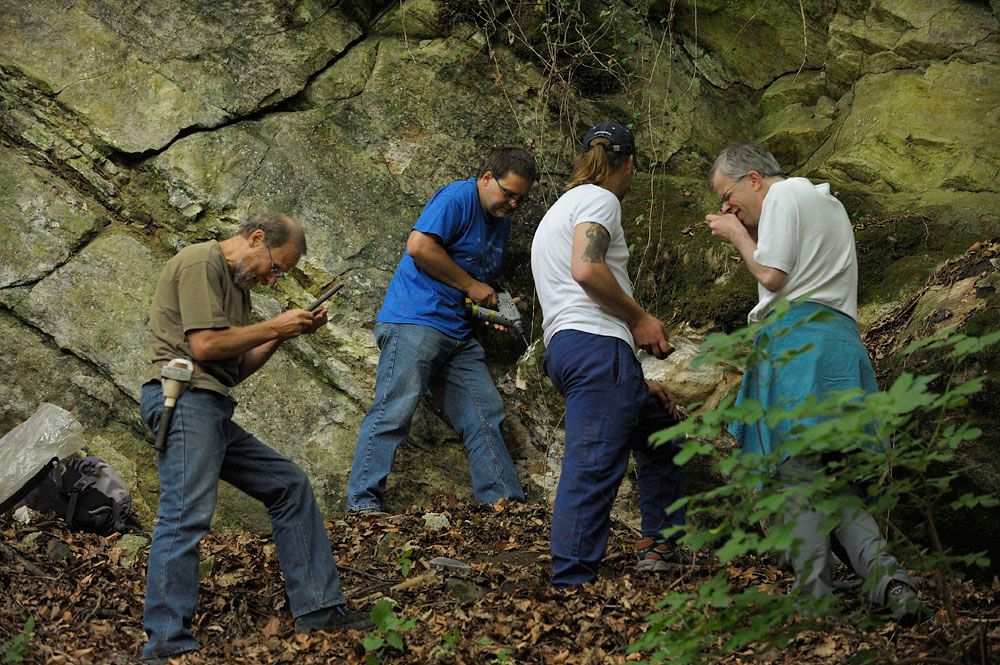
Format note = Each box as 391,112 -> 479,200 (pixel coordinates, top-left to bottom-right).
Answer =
423,512 -> 450,531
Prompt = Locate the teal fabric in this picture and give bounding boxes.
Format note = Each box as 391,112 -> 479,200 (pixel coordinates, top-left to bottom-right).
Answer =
728,301 -> 879,458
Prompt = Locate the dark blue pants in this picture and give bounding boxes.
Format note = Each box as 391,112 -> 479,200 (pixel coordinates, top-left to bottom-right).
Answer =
543,330 -> 685,586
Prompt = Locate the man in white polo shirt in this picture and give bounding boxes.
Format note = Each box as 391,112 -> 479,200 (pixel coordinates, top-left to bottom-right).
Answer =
706,141 -> 925,623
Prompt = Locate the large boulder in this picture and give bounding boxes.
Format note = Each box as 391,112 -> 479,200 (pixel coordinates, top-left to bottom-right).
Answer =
0,0 -> 996,540
0,0 -> 362,153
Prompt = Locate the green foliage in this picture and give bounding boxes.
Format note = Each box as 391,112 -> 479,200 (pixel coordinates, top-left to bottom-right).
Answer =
630,579 -> 825,665
1,617 -> 35,664
396,547 -> 415,578
632,305 -> 999,663
431,626 -> 461,660
477,637 -> 514,664
490,646 -> 514,664
363,598 -> 417,665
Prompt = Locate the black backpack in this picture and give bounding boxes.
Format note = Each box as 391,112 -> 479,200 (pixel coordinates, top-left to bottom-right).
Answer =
24,456 -> 132,534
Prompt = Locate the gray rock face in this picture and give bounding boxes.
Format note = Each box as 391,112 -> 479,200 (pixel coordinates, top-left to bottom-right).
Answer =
14,233 -> 159,400
0,0 -> 996,558
0,0 -> 362,153
0,146 -> 105,287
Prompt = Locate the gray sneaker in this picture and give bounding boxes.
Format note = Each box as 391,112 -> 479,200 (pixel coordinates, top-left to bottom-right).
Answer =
346,507 -> 389,519
140,652 -> 194,664
883,581 -> 929,625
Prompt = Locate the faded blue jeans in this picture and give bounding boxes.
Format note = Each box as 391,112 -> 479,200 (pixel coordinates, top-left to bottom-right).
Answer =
139,382 -> 345,660
544,330 -> 685,586
346,323 -> 524,511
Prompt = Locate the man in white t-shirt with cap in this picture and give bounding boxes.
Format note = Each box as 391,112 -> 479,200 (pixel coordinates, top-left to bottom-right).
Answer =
531,120 -> 686,587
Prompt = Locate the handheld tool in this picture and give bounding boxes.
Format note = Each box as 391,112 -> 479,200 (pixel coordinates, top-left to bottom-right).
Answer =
154,358 -> 194,452
305,281 -> 344,312
465,292 -> 524,336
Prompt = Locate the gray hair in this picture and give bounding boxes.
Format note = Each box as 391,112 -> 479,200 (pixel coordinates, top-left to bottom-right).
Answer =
709,142 -> 784,185
238,213 -> 306,254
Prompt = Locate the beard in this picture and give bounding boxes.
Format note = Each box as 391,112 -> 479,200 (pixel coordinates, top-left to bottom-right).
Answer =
486,202 -> 512,219
233,259 -> 258,289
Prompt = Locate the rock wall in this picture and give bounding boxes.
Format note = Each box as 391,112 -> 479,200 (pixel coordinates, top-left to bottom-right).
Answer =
0,1 -> 997,553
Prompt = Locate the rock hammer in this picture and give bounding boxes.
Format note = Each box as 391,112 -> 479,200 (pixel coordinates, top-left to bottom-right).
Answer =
154,358 -> 194,452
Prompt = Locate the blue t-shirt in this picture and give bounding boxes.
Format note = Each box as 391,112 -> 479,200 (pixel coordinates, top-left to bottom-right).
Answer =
378,178 -> 511,339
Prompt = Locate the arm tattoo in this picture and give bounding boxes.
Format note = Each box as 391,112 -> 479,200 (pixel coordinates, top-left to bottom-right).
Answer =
581,223 -> 610,263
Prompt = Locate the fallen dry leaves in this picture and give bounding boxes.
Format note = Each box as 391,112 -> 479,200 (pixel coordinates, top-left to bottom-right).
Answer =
0,502 -> 997,664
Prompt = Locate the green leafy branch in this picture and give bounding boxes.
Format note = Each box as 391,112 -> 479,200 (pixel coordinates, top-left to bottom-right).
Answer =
631,306 -> 999,663
363,598 -> 417,665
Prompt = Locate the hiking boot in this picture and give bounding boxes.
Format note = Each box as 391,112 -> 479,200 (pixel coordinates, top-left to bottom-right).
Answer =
635,537 -> 685,572
295,605 -> 374,633
883,581 -> 929,626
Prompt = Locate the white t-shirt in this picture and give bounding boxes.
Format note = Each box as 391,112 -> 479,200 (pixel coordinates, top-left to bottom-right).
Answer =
749,177 -> 859,323
531,184 -> 635,347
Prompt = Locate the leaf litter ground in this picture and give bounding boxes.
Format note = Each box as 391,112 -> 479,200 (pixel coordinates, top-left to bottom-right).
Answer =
1,501 -> 996,664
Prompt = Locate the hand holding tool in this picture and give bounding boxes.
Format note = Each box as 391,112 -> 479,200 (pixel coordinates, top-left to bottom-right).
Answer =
465,292 -> 524,336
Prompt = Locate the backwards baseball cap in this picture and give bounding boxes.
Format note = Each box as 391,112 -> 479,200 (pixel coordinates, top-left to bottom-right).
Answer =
580,120 -> 636,155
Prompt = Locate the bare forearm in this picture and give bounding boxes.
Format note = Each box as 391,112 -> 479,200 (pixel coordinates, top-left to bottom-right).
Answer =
574,263 -> 645,325
188,321 -> 279,362
237,339 -> 282,382
408,231 -> 495,304
571,221 -> 670,356
412,244 -> 476,292
707,213 -> 785,291
188,308 -> 321,369
407,236 -> 476,293
730,234 -> 786,292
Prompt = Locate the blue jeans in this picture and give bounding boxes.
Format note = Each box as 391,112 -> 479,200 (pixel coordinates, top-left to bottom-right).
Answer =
544,330 -> 685,586
346,323 -> 524,511
139,382 -> 345,660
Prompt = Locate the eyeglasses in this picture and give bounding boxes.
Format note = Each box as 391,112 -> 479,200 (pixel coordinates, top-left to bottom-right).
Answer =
494,178 -> 529,205
720,173 -> 748,206
264,243 -> 284,277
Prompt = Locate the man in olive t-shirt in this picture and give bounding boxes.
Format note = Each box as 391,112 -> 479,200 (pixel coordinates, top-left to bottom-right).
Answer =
138,213 -> 369,664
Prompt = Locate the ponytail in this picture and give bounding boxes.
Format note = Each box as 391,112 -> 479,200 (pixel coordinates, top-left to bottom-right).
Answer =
565,137 -> 631,190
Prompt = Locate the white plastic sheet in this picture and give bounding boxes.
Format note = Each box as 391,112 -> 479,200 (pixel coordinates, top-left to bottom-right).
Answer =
0,403 -> 85,507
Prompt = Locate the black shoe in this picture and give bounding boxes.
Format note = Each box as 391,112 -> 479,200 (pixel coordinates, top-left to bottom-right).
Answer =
295,605 -> 374,633
883,581 -> 930,625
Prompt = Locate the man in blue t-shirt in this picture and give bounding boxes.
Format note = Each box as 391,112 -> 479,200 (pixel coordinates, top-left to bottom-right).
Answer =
346,148 -> 538,512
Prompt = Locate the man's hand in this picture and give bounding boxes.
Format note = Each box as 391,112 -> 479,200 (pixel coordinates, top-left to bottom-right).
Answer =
303,307 -> 329,334
705,211 -> 786,292
271,309 -> 318,341
705,212 -> 751,245
646,379 -> 680,420
631,313 -> 672,358
466,280 -> 498,308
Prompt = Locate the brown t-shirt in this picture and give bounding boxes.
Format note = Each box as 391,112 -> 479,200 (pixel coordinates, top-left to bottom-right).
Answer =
145,241 -> 251,397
